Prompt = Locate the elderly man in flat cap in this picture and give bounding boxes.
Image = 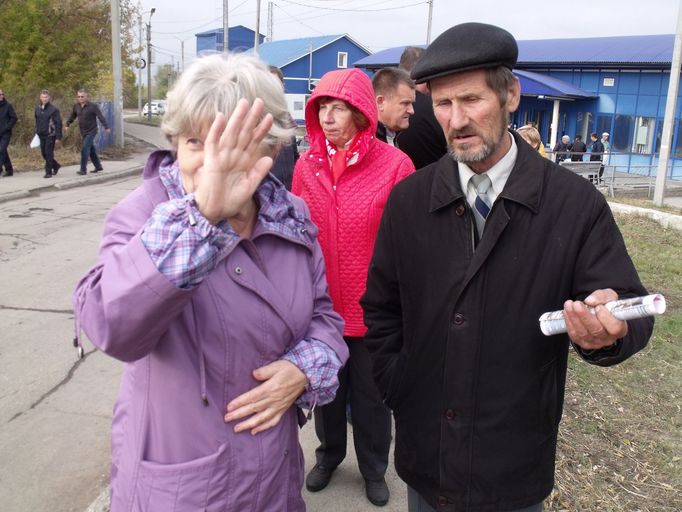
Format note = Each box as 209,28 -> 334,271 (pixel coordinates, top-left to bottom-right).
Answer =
361,22 -> 653,512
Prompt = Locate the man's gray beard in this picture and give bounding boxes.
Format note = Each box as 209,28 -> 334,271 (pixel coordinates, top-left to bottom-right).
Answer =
447,141 -> 495,164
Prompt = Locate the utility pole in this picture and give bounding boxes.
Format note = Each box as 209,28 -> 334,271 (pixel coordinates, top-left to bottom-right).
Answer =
181,40 -> 185,72
654,1 -> 682,205
426,0 -> 434,44
111,0 -> 124,147
267,1 -> 273,42
223,0 -> 229,52
137,3 -> 142,118
146,8 -> 156,121
254,0 -> 261,54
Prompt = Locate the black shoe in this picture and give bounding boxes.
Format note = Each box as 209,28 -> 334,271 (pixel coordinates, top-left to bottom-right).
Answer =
43,173 -> 52,179
52,164 -> 60,175
92,167 -> 103,173
1,170 -> 12,177
305,464 -> 335,492
365,478 -> 389,507
76,170 -> 87,176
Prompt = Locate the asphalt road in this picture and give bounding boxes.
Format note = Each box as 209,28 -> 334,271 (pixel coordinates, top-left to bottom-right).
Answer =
0,122 -> 408,511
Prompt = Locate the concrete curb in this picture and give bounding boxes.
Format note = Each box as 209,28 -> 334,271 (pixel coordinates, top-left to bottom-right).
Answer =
84,488 -> 109,512
0,190 -> 32,202
0,165 -> 144,204
54,167 -> 144,191
608,201 -> 682,231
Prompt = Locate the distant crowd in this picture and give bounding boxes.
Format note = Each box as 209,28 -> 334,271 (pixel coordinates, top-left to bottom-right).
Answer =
0,88 -> 109,179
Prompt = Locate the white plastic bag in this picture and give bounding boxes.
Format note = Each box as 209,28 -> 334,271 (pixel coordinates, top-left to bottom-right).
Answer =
29,134 -> 40,148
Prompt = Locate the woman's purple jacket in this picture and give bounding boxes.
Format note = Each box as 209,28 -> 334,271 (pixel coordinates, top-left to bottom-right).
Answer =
73,151 -> 348,511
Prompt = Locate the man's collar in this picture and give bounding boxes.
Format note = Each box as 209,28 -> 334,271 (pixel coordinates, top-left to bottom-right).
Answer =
429,130 -> 544,214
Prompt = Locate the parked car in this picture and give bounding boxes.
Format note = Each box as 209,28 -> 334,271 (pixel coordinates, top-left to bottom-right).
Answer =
142,101 -> 165,115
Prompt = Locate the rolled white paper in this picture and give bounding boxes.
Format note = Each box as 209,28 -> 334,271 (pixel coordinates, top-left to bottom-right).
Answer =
539,294 -> 666,336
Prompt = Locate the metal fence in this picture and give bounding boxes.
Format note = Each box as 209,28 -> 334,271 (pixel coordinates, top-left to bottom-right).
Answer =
93,101 -> 114,152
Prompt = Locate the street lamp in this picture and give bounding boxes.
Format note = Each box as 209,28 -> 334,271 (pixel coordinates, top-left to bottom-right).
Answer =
137,4 -> 156,117
146,7 -> 156,121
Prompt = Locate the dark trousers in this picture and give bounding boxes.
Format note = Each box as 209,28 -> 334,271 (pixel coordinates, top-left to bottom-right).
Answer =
80,133 -> 102,171
0,132 -> 12,171
313,336 -> 392,481
39,136 -> 59,174
407,486 -> 544,512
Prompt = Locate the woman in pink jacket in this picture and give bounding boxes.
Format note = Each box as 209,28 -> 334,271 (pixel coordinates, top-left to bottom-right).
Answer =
292,68 -> 414,506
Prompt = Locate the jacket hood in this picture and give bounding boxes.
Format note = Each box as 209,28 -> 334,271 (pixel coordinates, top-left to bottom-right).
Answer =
305,68 -> 378,150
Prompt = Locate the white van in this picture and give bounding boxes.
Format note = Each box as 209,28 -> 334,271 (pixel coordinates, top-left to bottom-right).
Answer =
142,100 -> 166,115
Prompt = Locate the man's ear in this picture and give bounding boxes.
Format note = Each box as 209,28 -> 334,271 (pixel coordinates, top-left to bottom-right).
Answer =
506,77 -> 521,113
375,94 -> 385,111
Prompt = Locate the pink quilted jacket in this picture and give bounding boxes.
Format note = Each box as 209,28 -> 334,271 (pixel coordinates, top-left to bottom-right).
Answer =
292,69 -> 415,336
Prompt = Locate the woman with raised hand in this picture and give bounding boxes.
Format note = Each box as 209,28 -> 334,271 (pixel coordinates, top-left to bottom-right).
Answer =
73,52 -> 347,512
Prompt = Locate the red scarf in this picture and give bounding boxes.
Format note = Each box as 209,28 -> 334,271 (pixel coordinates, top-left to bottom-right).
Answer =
326,134 -> 362,184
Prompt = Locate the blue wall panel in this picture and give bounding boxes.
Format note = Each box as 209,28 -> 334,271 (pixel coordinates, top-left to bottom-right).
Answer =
639,72 -> 663,95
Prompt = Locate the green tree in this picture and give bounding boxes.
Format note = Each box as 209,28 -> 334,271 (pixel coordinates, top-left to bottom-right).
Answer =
153,63 -> 180,100
0,0 -> 138,142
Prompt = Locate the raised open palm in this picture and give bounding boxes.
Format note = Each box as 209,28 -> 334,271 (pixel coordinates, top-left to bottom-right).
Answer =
193,98 -> 274,224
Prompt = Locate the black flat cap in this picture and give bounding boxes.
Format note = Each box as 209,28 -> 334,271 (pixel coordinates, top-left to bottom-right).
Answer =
411,22 -> 518,83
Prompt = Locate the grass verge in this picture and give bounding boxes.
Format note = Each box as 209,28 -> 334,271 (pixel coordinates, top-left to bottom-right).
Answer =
548,213 -> 681,511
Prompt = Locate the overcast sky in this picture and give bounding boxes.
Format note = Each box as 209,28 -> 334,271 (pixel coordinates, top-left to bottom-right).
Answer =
137,0 -> 681,73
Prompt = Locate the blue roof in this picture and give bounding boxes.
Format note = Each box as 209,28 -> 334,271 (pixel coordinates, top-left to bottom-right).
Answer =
195,25 -> 259,37
257,35 -> 350,68
354,34 -> 677,70
517,34 -> 675,68
515,70 -> 596,99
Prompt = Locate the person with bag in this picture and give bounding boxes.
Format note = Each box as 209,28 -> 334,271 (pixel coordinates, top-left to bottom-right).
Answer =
34,89 -> 62,178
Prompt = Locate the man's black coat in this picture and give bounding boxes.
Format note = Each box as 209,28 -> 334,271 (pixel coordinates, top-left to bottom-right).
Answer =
361,131 -> 653,511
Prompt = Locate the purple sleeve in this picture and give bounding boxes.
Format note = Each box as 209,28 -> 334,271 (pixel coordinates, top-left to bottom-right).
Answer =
282,338 -> 344,410
140,194 -> 240,288
73,194 -> 196,362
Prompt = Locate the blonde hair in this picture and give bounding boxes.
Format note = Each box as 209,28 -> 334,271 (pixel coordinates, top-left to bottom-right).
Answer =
517,124 -> 542,150
161,52 -> 293,150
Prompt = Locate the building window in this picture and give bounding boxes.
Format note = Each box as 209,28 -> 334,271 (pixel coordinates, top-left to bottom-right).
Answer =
632,117 -> 655,154
612,115 -> 634,152
337,52 -> 348,68
294,101 -> 304,111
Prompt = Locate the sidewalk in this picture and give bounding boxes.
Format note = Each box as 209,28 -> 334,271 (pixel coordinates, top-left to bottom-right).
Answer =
0,156 -> 147,204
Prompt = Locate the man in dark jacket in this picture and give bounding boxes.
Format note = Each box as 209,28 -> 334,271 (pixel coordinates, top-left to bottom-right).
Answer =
0,89 -> 18,176
590,132 -> 606,183
372,67 -> 415,146
553,134 -> 572,162
361,23 -> 653,512
35,90 -> 62,178
65,89 -> 110,175
268,66 -> 298,190
570,133 -> 587,161
394,46 -> 448,169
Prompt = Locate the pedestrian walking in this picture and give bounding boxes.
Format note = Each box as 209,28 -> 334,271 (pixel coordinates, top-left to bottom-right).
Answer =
292,68 -> 415,507
362,22 -> 653,512
65,89 -> 109,175
0,88 -> 18,176
34,90 -> 62,178
73,53 -> 348,512
570,134 -> 587,161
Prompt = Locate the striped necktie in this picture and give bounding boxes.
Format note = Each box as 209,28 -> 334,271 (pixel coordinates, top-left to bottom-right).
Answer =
470,173 -> 492,236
